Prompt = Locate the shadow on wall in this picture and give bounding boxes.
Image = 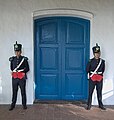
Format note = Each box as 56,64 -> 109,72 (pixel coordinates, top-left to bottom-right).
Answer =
102,78 -> 114,101
92,77 -> 114,105
0,73 -> 3,101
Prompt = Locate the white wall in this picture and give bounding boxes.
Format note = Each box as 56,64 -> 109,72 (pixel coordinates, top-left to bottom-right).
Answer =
0,0 -> 114,105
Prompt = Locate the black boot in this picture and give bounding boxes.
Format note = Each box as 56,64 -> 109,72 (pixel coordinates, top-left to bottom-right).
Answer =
9,105 -> 15,111
23,105 -> 27,110
99,106 -> 106,110
86,105 -> 91,110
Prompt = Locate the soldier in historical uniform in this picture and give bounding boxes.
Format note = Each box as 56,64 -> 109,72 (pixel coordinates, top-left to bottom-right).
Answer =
9,41 -> 29,111
86,43 -> 106,110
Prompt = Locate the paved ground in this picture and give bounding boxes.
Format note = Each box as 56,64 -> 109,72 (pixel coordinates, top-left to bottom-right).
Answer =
0,103 -> 114,120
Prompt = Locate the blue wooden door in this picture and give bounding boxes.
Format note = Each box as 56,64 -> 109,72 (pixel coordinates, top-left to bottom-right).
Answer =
34,17 -> 90,100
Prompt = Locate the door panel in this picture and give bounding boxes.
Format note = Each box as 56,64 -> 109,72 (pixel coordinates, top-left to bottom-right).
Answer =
39,22 -> 58,44
34,18 -> 61,100
65,74 -> 83,95
40,73 -> 59,95
66,22 -> 84,44
40,47 -> 58,70
65,48 -> 84,70
34,17 -> 90,100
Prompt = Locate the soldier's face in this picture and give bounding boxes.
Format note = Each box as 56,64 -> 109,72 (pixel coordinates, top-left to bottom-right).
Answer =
94,52 -> 100,59
15,51 -> 22,57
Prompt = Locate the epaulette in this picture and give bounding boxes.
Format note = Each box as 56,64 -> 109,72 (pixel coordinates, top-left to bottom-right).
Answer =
9,56 -> 14,61
101,59 -> 105,62
23,56 -> 28,60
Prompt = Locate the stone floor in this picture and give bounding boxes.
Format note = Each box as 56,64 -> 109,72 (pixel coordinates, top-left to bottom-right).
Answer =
0,103 -> 114,120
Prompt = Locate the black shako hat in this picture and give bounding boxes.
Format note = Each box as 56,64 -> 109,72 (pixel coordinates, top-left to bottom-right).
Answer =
14,41 -> 22,51
92,43 -> 100,53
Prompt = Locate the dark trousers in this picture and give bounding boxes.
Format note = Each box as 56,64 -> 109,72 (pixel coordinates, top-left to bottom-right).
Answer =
87,79 -> 103,107
11,78 -> 26,107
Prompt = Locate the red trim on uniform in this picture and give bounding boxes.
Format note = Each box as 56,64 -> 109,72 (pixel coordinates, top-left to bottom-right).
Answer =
12,72 -> 25,79
90,74 -> 103,82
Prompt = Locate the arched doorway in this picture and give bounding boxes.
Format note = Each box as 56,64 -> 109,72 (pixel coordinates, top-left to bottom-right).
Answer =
34,16 -> 90,100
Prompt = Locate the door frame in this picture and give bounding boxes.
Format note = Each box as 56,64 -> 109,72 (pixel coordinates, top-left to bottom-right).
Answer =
32,8 -> 93,101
